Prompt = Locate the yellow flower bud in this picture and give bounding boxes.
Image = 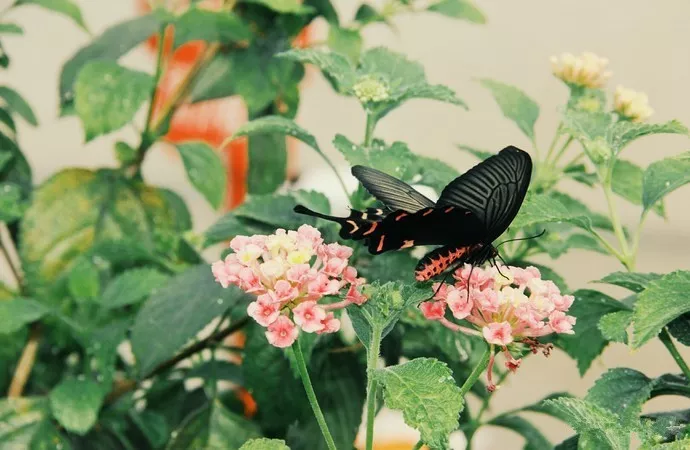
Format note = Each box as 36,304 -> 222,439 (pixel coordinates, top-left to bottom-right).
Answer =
614,85 -> 654,123
551,52 -> 611,89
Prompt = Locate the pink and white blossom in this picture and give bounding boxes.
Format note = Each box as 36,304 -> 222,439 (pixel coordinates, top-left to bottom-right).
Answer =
293,301 -> 327,333
265,316 -> 299,348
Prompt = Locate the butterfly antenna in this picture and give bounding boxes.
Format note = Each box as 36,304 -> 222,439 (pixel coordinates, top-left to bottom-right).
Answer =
496,253 -> 510,268
495,229 -> 546,249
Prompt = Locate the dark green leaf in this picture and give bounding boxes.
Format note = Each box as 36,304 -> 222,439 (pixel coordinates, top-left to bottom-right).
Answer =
642,151 -> 690,214
595,271 -> 662,293
187,360 -> 243,384
479,78 -> 539,143
49,378 -> 104,435
650,374 -> 690,399
427,0 -> 486,23
173,8 -> 251,48
668,314 -> 690,346
14,0 -> 87,31
304,0 -> 338,24
131,265 -> 247,376
0,182 -> 24,221
247,133 -> 287,195
0,86 -> 38,125
0,397 -> 50,446
598,310 -> 632,344
585,368 -> 653,425
0,298 -> 49,334
0,133 -> 32,200
74,61 -> 153,141
278,49 -> 356,94
488,415 -> 551,449
564,163 -> 598,186
633,270 -> 690,348
100,267 -> 169,309
240,439 -> 290,450
176,142 -> 226,209
554,435 -> 579,450
354,4 -> 386,26
612,159 -> 664,217
0,108 -> 16,133
327,26 -> 362,64
114,141 -> 137,165
129,410 -> 170,449
242,0 -> 314,14
360,251 -> 418,284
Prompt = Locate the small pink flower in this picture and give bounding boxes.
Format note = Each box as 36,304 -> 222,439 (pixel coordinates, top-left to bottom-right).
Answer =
476,289 -> 500,313
323,257 -> 348,277
297,225 -> 323,249
420,301 -> 446,320
211,261 -> 232,288
345,284 -> 368,305
293,301 -> 327,332
265,316 -> 299,348
247,294 -> 281,326
342,266 -> 358,284
319,243 -> 353,260
483,322 -> 514,346
286,264 -> 312,284
432,282 -> 449,301
308,273 -> 340,297
273,280 -> 299,304
552,294 -> 574,311
549,311 -> 576,334
239,267 -> 264,294
446,289 -> 473,319
317,312 -> 341,334
513,266 -> 540,287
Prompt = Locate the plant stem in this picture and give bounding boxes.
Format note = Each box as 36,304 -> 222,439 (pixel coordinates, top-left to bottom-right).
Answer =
602,182 -> 631,268
475,369 -> 510,422
292,340 -> 337,450
411,440 -> 424,450
363,112 -> 376,147
543,123 -> 563,163
459,346 -> 492,398
550,135 -> 574,166
659,328 -> 690,382
589,229 -> 626,262
365,325 -> 383,450
0,227 -> 21,288
7,324 -> 40,397
628,210 -> 650,270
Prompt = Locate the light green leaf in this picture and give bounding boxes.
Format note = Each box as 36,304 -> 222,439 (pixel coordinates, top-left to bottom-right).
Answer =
49,378 -> 104,435
114,141 -> 137,165
278,49 -> 356,94
67,258 -> 100,302
354,4 -> 386,26
612,159 -> 664,217
646,441 -> 690,450
173,8 -> 251,48
14,0 -> 87,31
0,298 -> 49,334
479,78 -> 539,143
427,0 -> 486,23
598,310 -> 632,344
0,86 -> 37,125
59,13 -> 166,114
563,163 -> 598,187
242,0 -> 314,14
74,61 -> 153,141
518,392 -> 575,422
558,289 -> 629,375
0,108 -> 16,133
642,151 -> 690,213
374,357 -> 463,449
633,270 -> 690,348
0,182 -> 24,221
607,120 -> 688,155
247,133 -> 287,195
488,415 -> 551,449
550,192 -> 613,230
176,142 -> 226,209
595,271 -> 662,293
544,398 -> 630,450
0,23 -> 23,34
100,268 -> 169,309
511,193 -> 593,233
131,265 -> 247,376
586,368 -> 653,425
327,26 -> 362,64
240,439 -> 290,450
0,397 -> 50,447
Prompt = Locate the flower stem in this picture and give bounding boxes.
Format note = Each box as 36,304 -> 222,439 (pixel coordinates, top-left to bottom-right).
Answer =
459,346 -> 492,398
7,324 -> 41,397
364,112 -> 376,147
550,135 -> 574,166
411,440 -> 424,450
603,181 -> 632,269
292,340 -> 337,450
659,328 -> 690,382
365,324 -> 383,450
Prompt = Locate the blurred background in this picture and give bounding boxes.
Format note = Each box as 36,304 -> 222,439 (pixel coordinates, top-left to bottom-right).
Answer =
2,0 -> 689,447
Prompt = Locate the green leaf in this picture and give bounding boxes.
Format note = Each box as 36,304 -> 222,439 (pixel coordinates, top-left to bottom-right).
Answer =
129,410 -> 170,449
456,144 -> 493,160
304,0 -> 338,24
354,4 -> 386,26
100,268 -> 169,309
131,265 -> 247,376
642,151 -> 690,214
176,142 -> 226,209
427,0 -> 486,24
361,251 -> 418,284
14,0 -> 87,31
0,108 -> 16,133
186,360 -> 243,383
488,415 -> 551,449
612,159 -> 664,217
0,23 -> 24,34
585,368 -> 653,425
0,397 -> 50,447
633,270 -> 690,348
49,378 -> 104,435
0,133 -> 32,200
173,8 -> 251,48
114,141 -> 137,165
0,86 -> 38,125
327,26 -> 362,64
240,439 -> 290,450
247,133 -> 287,195
66,258 -> 100,302
668,314 -> 690,346
0,298 -> 49,334
598,310 -> 632,344
607,120 -> 688,155
278,49 -> 357,94
479,78 -> 539,143
0,182 -> 24,221
374,357 -> 463,449
511,193 -> 593,233
564,163 -> 598,187
554,435 -> 579,450
59,13 -> 166,114
557,289 -> 628,375
544,398 -> 630,450
595,271 -> 662,293
518,392 -> 575,422
74,61 -> 153,141
167,400 -> 260,449
242,0 -> 314,14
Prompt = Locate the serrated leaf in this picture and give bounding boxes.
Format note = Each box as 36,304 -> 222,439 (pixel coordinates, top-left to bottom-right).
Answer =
49,378 -> 104,435
279,49 -> 356,93
488,415 -> 551,449
595,271 -> 662,293
100,268 -> 169,309
242,0 -> 314,14
642,151 -> 690,214
633,270 -> 690,348
247,133 -> 287,195
0,23 -> 24,34
511,193 -> 593,233
585,368 -> 653,425
361,251 -> 418,284
427,0 -> 486,23
375,358 -> 463,449
240,439 -> 290,450
0,86 -> 37,125
59,13 -> 166,114
607,120 -> 688,155
327,26 -> 362,64
558,289 -> 628,375
544,398 -> 629,450
519,392 -> 575,422
176,142 -> 226,209
612,159 -> 665,217
0,182 -> 24,221
479,78 -> 539,143
14,0 -> 87,31
131,265 -> 247,376
0,397 -> 50,446
173,8 -> 251,48
598,310 -> 632,344
74,61 -> 153,141
0,298 -> 49,334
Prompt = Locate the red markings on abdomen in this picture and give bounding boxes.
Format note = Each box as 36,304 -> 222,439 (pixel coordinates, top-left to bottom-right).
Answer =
414,246 -> 469,281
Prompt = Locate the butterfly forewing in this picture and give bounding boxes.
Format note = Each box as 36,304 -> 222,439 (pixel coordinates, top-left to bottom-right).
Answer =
351,165 -> 435,213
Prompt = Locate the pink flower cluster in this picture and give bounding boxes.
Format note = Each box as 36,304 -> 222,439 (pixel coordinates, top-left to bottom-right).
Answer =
420,264 -> 576,390
212,225 -> 367,348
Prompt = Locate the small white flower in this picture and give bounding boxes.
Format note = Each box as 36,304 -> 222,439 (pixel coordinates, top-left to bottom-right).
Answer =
353,76 -> 390,103
614,85 -> 654,122
237,244 -> 263,265
266,232 -> 296,255
550,52 -> 612,88
260,258 -> 287,279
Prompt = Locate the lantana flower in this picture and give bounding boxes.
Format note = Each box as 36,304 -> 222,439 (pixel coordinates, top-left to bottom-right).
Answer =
420,264 -> 576,391
550,52 -> 611,89
614,85 -> 654,122
212,225 -> 367,348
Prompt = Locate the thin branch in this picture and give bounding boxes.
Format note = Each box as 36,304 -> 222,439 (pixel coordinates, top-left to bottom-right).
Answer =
7,324 -> 41,397
0,223 -> 23,287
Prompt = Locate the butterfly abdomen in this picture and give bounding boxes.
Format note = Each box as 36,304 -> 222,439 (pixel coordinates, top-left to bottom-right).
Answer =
414,245 -> 477,281
293,205 -> 385,241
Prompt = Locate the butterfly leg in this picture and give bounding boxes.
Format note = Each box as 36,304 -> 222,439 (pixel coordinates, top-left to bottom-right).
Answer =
492,257 -> 510,280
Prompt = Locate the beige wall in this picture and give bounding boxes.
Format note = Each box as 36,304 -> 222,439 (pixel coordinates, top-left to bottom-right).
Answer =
3,0 -> 690,447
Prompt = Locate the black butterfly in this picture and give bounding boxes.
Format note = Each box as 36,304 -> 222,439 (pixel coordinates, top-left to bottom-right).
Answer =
294,146 -> 532,282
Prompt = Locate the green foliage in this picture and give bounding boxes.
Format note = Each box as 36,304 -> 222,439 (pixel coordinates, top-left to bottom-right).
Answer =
488,415 -> 552,449
612,159 -> 665,217
13,0 -> 87,31
172,8 -> 252,48
176,142 -> 227,209
247,133 -> 287,195
49,378 -> 104,435
642,151 -> 690,214
0,298 -> 49,334
0,182 -> 24,221
427,0 -> 486,23
240,438 -> 290,450
480,79 -> 539,143
598,310 -> 632,344
596,271 -> 662,293
99,267 -> 169,309
243,0 -> 315,14
0,86 -> 38,126
585,368 -> 654,425
0,397 -> 52,446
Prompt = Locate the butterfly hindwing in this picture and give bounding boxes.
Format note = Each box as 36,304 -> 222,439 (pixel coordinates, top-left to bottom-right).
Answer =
351,165 -> 435,213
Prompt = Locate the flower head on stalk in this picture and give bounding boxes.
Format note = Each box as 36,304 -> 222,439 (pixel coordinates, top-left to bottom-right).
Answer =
550,52 -> 611,89
614,85 -> 654,123
212,225 -> 367,348
420,264 -> 576,391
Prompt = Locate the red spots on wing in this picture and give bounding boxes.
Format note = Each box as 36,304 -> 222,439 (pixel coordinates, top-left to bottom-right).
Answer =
401,240 -> 415,249
423,209 -> 434,216
377,235 -> 386,252
414,247 -> 469,281
363,222 -> 378,236
395,212 -> 409,221
444,206 -> 455,213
